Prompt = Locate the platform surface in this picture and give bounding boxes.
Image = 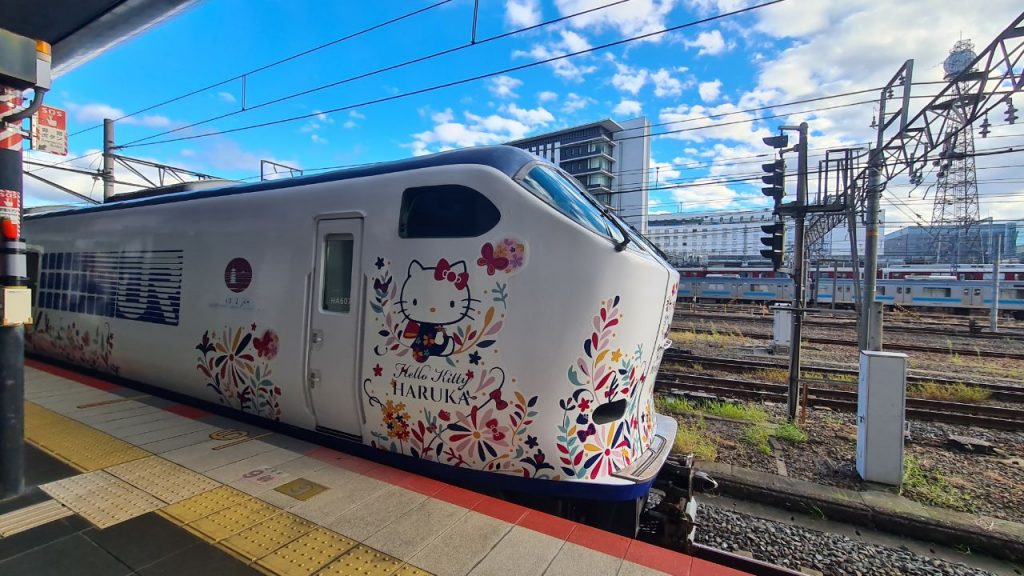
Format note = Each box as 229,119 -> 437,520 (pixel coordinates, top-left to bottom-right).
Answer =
0,360 -> 748,576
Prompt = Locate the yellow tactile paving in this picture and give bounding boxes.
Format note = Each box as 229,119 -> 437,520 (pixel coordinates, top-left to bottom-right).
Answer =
0,499 -> 73,537
317,544 -> 405,576
23,369 -> 439,576
220,512 -> 318,562
106,455 -> 221,504
160,485 -> 252,525
189,496 -> 281,541
24,401 -> 150,471
40,470 -> 164,528
255,527 -> 356,576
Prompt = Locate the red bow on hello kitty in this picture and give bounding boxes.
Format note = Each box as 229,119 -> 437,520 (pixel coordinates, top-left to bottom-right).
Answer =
434,258 -> 469,290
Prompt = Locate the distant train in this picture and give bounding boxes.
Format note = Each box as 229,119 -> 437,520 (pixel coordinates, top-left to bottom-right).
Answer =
677,265 -> 1024,317
23,146 -> 680,533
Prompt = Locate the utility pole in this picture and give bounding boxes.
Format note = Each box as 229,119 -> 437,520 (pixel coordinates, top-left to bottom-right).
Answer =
786,122 -> 809,422
102,118 -> 115,201
861,150 -> 883,351
991,236 -> 1001,333
0,32 -> 51,500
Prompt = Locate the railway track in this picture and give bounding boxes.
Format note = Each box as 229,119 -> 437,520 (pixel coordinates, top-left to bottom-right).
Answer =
672,311 -> 1024,341
661,350 -> 1024,401
653,371 -> 1024,431
672,323 -> 1024,360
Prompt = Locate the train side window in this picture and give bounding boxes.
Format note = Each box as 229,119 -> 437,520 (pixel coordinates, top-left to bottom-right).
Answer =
974,288 -> 981,296
878,286 -> 885,295
897,287 -> 902,294
399,185 -> 500,238
322,234 -> 353,313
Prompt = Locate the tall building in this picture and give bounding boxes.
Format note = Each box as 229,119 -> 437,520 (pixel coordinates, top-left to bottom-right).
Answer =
507,117 -> 651,232
884,222 -> 1018,264
647,208 -> 882,266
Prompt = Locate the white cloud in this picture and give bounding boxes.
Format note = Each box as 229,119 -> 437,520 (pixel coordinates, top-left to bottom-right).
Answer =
501,103 -> 555,126
651,68 -> 684,97
68,102 -> 171,128
512,30 -> 598,81
698,79 -> 723,102
650,156 -> 682,181
343,120 -> 357,129
562,92 -> 595,113
407,105 -> 556,156
348,110 -> 365,120
555,0 -> 677,41
217,91 -> 236,104
311,134 -> 329,145
505,0 -> 541,28
488,75 -> 523,99
613,99 -> 643,116
684,29 -> 732,56
313,110 -> 334,124
657,102 -> 771,143
611,63 -> 648,95
538,91 -> 558,103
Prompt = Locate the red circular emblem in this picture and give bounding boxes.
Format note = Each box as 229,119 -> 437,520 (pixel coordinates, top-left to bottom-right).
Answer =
224,258 -> 252,293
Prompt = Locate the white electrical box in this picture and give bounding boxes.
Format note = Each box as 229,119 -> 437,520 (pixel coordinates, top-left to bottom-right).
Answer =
856,351 -> 907,485
1,286 -> 33,327
772,305 -> 792,347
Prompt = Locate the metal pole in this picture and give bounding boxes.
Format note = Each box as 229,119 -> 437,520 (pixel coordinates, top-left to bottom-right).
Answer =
991,236 -> 1001,333
845,169 -> 863,341
102,118 -> 114,201
787,122 -> 808,422
0,86 -> 25,500
862,149 -> 882,351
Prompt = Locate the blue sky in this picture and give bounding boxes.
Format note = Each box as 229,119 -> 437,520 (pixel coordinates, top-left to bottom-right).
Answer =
24,0 -> 1024,230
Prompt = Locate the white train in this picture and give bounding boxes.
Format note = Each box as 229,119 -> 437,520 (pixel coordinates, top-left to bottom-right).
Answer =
23,146 -> 680,527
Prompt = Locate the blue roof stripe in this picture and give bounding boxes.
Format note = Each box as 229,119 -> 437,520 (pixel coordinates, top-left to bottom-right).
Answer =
27,146 -> 539,221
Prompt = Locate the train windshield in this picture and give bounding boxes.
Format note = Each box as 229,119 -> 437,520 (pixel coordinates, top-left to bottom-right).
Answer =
519,165 -> 624,244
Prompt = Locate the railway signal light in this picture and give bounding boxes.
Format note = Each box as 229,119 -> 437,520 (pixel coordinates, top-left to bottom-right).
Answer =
763,134 -> 789,149
760,221 -> 785,271
761,159 -> 786,214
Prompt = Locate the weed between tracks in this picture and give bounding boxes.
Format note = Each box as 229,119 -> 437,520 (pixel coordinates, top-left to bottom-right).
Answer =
902,456 -> 975,513
670,324 -> 753,348
656,396 -> 768,423
672,418 -> 718,461
658,396 -> 807,459
908,381 -> 992,403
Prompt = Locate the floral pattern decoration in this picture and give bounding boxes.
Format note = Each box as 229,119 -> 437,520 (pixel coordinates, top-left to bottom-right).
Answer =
555,295 -> 652,480
26,311 -> 119,374
365,239 -> 555,478
196,324 -> 282,420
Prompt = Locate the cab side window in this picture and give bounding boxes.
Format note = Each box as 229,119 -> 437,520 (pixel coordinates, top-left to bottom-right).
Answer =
399,185 -> 500,238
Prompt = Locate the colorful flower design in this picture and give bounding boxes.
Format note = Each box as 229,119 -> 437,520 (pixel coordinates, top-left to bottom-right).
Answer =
26,312 -> 118,374
495,239 -> 526,272
556,296 -> 650,480
196,325 -> 282,420
446,406 -> 510,462
382,400 -> 411,442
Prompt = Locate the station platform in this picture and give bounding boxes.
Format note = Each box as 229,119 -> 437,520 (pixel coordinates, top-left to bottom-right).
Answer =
0,360 -> 750,576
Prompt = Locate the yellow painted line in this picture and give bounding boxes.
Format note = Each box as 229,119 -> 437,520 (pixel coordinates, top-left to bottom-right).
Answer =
317,544 -> 404,576
255,528 -> 356,576
41,471 -> 164,529
219,512 -> 317,563
76,395 -> 149,409
160,486 -> 251,526
212,432 -> 273,451
106,456 -> 221,505
0,499 -> 73,537
24,401 -> 150,471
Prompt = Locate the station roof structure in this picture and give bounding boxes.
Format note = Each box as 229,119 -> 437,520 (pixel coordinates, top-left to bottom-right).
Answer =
0,0 -> 199,75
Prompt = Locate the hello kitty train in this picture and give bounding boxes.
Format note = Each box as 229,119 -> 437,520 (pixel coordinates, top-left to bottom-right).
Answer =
23,146 -> 679,532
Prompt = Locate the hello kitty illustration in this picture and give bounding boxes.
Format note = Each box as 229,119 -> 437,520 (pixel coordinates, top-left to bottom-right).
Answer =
399,259 -> 478,363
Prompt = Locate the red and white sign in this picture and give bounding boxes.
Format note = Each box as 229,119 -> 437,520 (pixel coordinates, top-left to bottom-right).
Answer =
0,189 -> 20,240
31,104 -> 67,156
0,91 -> 22,151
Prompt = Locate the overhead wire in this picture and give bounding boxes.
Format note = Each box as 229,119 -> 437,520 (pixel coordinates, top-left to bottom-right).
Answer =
117,0 -> 788,149
67,0 -> 456,137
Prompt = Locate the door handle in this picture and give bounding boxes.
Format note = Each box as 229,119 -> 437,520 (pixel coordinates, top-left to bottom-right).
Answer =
311,330 -> 323,345
309,370 -> 321,388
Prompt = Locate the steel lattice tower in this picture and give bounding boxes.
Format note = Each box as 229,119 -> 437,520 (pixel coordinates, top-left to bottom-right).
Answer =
930,40 -> 983,264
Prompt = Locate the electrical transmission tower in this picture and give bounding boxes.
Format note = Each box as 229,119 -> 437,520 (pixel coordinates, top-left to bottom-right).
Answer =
929,39 -> 983,264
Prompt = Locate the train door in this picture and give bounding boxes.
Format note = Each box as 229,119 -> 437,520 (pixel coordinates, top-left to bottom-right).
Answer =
308,218 -> 364,437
